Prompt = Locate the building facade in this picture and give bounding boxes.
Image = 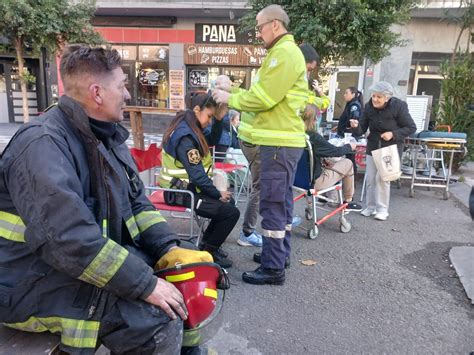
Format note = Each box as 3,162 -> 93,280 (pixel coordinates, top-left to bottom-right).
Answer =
2,0 -> 469,124
364,0 -> 472,114
0,48 -> 53,123
93,0 -> 260,110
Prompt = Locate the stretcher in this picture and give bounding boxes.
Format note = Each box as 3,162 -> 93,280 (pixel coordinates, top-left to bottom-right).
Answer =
403,131 -> 467,200
293,138 -> 351,239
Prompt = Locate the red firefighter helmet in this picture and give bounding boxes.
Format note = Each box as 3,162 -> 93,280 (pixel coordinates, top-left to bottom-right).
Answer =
155,262 -> 229,346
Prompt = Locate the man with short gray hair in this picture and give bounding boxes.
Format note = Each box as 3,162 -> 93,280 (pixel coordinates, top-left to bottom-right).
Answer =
213,4 -> 308,285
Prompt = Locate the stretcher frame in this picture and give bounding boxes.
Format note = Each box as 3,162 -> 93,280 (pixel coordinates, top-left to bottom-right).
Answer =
293,138 -> 351,239
403,136 -> 467,200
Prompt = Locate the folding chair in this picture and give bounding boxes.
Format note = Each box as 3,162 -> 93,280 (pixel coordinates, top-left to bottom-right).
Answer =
212,149 -> 250,206
129,144 -> 205,246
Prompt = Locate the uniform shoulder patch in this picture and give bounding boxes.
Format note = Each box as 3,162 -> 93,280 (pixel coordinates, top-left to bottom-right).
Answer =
187,149 -> 202,165
350,105 -> 358,112
269,58 -> 278,68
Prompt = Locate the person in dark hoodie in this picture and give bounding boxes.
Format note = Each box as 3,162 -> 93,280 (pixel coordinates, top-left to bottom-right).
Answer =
159,91 -> 240,268
303,104 -> 363,211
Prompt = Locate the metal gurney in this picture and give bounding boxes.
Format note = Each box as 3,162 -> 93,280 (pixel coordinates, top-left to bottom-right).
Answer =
403,131 -> 467,199
293,138 -> 352,239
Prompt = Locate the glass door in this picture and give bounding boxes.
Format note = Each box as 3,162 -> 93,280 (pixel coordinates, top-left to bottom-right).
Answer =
327,68 -> 364,122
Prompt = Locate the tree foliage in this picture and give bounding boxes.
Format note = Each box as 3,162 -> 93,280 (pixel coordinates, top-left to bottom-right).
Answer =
437,53 -> 474,162
241,0 -> 418,66
0,0 -> 102,53
0,0 -> 103,122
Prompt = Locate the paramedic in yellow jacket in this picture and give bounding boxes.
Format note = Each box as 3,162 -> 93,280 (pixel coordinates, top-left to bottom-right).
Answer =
212,4 -> 307,286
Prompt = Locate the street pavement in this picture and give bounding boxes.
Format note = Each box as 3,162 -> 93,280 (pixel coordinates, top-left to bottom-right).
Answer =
1,121 -> 473,353
205,182 -> 473,354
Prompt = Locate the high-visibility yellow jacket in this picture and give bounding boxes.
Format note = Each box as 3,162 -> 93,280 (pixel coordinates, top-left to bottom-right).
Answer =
229,34 -> 308,147
308,90 -> 330,111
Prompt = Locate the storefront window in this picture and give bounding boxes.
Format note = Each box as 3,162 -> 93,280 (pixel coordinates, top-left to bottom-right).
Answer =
137,46 -> 169,108
186,66 -> 252,92
112,45 -> 170,108
223,68 -> 247,88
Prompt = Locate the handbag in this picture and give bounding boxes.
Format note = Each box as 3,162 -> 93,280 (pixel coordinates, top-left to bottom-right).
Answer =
371,142 -> 402,182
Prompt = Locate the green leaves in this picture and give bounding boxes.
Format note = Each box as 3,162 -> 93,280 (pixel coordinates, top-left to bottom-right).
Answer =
0,0 -> 104,54
437,53 -> 474,161
241,0 -> 417,66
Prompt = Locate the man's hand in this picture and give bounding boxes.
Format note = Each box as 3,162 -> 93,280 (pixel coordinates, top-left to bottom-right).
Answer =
215,75 -> 232,92
156,247 -> 213,269
349,142 -> 357,150
381,131 -> 394,141
349,119 -> 359,128
212,89 -> 230,104
214,103 -> 228,120
219,191 -> 232,203
145,277 -> 188,321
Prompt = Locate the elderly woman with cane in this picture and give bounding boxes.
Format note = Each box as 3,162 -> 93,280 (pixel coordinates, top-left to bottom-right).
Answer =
350,81 -> 416,221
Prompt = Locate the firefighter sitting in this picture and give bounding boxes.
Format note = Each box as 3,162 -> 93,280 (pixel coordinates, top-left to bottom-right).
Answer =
0,45 -> 213,354
159,91 -> 240,269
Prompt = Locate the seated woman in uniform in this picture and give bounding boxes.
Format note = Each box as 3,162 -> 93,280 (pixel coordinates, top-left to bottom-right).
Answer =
303,104 -> 363,211
159,91 -> 240,268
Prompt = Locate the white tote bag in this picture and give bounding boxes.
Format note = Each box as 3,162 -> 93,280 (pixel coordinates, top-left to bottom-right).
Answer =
371,144 -> 402,182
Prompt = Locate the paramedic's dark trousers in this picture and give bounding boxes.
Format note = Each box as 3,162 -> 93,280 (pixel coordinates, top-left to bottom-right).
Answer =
259,146 -> 303,270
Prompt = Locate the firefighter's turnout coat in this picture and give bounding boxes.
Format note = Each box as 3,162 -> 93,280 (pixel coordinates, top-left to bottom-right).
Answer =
0,96 -> 178,351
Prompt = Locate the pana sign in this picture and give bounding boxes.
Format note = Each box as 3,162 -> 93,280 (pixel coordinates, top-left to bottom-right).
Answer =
195,24 -> 255,44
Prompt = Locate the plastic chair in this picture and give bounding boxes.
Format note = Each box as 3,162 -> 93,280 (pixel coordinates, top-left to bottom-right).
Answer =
129,144 -> 204,245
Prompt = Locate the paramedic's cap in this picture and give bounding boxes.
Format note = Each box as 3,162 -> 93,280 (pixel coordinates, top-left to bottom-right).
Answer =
370,81 -> 394,97
259,4 -> 290,27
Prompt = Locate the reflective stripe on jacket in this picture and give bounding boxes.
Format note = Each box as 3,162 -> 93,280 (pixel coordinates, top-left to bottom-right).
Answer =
159,150 -> 213,189
229,34 -> 308,147
159,119 -> 214,190
0,96 -> 177,351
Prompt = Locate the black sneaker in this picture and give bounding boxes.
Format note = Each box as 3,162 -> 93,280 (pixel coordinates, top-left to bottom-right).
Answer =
345,201 -> 363,212
210,250 -> 233,269
215,247 -> 229,258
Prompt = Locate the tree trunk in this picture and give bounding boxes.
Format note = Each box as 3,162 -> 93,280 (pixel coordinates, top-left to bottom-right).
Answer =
14,37 -> 30,123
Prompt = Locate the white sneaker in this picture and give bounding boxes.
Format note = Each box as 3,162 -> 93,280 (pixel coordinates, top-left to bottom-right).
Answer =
374,212 -> 389,221
360,208 -> 376,217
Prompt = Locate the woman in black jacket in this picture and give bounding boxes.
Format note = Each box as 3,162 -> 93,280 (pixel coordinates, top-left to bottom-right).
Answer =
350,81 -> 416,221
337,87 -> 364,174
337,86 -> 363,137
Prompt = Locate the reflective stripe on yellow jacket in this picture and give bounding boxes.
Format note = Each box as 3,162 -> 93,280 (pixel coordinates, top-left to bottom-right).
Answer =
228,34 -> 308,147
308,90 -> 330,111
158,150 -> 213,189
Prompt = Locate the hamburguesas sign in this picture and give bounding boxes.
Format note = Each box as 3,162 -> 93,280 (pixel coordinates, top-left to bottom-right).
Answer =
184,44 -> 267,67
195,23 -> 255,44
